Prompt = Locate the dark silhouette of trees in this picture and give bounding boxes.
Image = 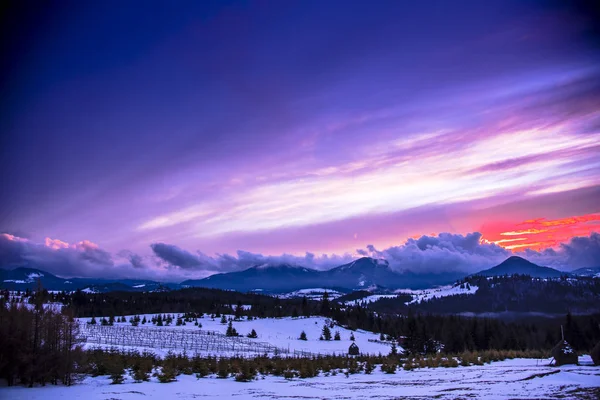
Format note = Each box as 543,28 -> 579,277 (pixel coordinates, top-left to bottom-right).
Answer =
0,302 -> 83,386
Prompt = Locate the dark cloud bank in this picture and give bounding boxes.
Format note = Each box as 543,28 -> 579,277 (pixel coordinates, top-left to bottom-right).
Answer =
1,232 -> 598,281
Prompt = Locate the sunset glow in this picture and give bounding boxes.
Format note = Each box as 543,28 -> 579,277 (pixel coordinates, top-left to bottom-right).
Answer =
1,1 -> 599,279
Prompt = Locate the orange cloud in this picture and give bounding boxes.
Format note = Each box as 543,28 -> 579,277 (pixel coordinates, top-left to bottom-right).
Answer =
482,212 -> 600,251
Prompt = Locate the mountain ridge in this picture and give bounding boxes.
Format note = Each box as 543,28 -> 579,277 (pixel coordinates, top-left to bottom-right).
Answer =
1,255 -> 578,293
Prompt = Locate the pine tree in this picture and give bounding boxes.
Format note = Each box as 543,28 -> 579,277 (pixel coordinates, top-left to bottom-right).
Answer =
322,324 -> 332,341
320,291 -> 330,316
226,321 -> 238,337
334,331 -> 341,340
247,329 -> 258,338
350,332 -> 355,341
299,331 -> 307,341
220,315 -> 227,324
389,341 -> 398,356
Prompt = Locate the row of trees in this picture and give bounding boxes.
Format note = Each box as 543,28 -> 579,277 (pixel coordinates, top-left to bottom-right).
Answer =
0,302 -> 83,386
78,346 -> 551,385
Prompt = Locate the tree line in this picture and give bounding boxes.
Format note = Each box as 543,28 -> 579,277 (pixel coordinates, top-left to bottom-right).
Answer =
0,300 -> 83,386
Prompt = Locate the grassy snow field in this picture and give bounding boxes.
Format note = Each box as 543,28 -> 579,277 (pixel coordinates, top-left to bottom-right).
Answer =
397,284 -> 479,304
78,315 -> 393,357
2,356 -> 598,399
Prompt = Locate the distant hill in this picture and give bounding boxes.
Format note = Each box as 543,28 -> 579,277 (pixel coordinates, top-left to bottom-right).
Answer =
0,267 -> 67,290
571,266 -> 600,278
182,264 -> 323,293
6,255 -> 574,294
473,256 -> 565,278
0,267 -> 176,293
183,257 -> 463,292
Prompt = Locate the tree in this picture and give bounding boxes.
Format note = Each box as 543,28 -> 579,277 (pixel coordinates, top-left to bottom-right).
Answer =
322,325 -> 332,341
234,302 -> 244,320
348,343 -> 360,356
299,331 -> 307,341
320,291 -> 330,316
247,329 -> 258,338
226,321 -> 238,337
350,332 -> 355,341
220,315 -> 227,324
389,341 -> 398,356
334,331 -> 341,340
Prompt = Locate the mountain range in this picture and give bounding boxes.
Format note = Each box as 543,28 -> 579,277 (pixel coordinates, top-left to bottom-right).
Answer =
0,256 -> 578,293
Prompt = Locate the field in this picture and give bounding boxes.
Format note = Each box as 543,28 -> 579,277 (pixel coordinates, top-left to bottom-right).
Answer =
78,314 -> 392,357
2,356 -> 598,399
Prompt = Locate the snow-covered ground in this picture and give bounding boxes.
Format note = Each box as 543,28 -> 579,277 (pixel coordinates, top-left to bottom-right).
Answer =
343,294 -> 398,306
77,315 -> 392,357
278,288 -> 344,300
398,284 -> 478,304
2,356 -> 598,399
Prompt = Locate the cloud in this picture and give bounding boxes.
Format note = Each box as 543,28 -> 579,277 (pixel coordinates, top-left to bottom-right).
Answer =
116,250 -> 147,269
150,243 -> 205,269
3,231 -> 599,281
0,234 -> 156,279
360,232 -> 511,274
560,232 -> 600,269
151,243 -> 352,273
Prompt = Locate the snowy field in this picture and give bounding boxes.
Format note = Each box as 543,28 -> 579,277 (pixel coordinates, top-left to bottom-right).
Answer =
278,288 -> 344,300
2,356 -> 598,399
343,294 -> 398,306
77,315 -> 392,357
397,284 -> 479,304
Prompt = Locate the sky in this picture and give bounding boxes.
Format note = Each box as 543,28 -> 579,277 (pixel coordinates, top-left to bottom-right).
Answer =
1,1 -> 599,280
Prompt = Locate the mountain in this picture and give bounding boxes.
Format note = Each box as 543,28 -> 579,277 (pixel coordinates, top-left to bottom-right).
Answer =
0,267 -> 67,290
473,256 -> 565,278
181,264 -> 323,292
0,267 -> 176,292
322,257 -> 396,288
182,257 -> 462,292
571,266 -> 600,278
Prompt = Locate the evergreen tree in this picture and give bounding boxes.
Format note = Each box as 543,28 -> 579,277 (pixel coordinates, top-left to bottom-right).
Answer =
322,325 -> 332,341
389,341 -> 398,356
247,329 -> 258,338
226,321 -> 238,337
334,331 -> 341,340
320,291 -> 330,316
299,331 -> 307,341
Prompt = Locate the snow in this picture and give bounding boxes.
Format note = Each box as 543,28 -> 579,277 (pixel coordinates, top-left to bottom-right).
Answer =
3,279 -> 26,283
279,288 -> 344,300
27,272 -> 44,279
132,284 -> 146,288
398,284 -> 479,304
77,315 -> 392,357
2,356 -> 598,399
81,288 -> 98,293
343,294 -> 399,306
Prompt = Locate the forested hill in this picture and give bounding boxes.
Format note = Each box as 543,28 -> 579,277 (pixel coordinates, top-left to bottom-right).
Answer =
369,275 -> 600,315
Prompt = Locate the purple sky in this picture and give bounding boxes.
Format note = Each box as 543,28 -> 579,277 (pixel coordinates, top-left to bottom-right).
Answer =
1,1 -> 599,280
